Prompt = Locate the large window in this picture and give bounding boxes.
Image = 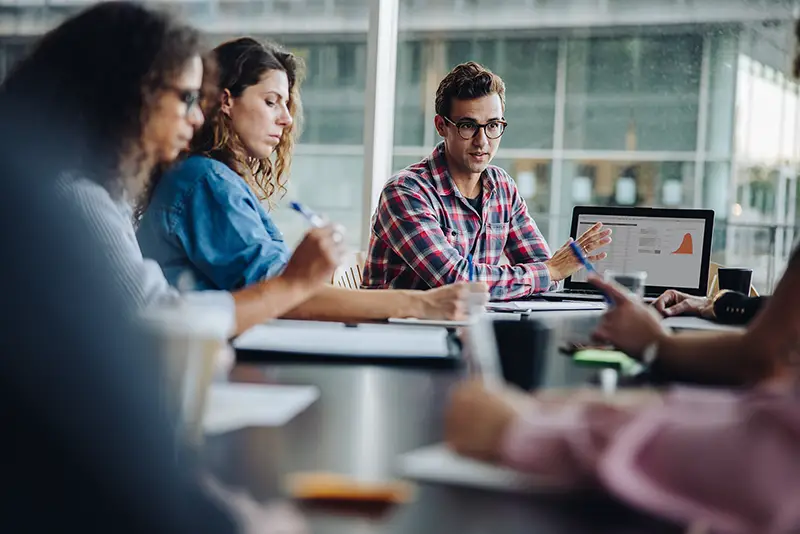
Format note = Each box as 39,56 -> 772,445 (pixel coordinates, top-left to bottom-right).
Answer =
394,40 -> 426,147
560,160 -> 695,207
289,40 -> 367,145
2,1 -> 799,292
497,38 -> 558,150
564,34 -> 703,151
265,37 -> 368,248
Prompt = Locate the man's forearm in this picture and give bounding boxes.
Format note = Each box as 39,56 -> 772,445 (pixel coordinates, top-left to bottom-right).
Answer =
656,330 -> 769,385
281,285 -> 420,322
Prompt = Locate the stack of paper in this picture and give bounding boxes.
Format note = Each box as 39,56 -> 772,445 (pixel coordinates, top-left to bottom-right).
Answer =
203,382 -> 320,435
397,443 -> 571,493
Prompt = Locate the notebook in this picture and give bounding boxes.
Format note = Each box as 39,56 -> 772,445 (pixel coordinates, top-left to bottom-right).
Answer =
233,320 -> 459,368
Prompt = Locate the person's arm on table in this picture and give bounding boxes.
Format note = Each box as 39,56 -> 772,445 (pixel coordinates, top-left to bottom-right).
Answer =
652,289 -> 768,325
712,291 -> 768,325
231,226 -> 343,334
590,254 -> 800,385
445,381 -> 800,533
444,381 -> 661,481
589,276 -> 761,385
281,282 -> 486,322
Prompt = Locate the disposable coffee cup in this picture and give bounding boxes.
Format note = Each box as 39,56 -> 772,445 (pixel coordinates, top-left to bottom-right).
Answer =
140,295 -> 235,447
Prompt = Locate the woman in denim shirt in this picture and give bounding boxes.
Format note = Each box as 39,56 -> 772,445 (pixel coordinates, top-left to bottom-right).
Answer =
138,38 -> 483,322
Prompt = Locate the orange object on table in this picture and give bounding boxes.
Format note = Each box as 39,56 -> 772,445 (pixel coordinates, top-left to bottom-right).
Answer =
284,471 -> 416,504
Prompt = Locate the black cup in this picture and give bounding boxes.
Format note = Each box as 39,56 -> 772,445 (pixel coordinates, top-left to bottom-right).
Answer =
492,318 -> 551,391
717,267 -> 753,294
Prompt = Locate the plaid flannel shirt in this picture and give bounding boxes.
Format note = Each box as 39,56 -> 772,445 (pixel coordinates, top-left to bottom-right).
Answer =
362,142 -> 554,301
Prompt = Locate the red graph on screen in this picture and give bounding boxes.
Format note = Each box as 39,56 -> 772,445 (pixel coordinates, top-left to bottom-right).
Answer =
672,233 -> 694,255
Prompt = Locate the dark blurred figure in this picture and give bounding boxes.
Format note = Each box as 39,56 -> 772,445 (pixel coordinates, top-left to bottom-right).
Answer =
0,2 -> 279,533
0,94 -> 238,532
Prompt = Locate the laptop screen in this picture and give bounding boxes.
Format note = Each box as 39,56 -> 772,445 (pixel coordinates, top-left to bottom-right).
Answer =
566,207 -> 715,296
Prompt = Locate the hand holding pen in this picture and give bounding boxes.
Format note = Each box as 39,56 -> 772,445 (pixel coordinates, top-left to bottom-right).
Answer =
280,201 -> 346,287
568,240 -> 610,303
289,201 -> 325,228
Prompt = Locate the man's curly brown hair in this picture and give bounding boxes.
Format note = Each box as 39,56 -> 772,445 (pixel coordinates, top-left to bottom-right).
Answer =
435,61 -> 506,119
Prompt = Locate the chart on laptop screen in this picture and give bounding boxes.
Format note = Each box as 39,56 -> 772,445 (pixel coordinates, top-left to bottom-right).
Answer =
570,214 -> 706,289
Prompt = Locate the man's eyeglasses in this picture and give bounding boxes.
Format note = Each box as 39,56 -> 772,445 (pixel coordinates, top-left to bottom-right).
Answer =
166,86 -> 201,116
441,116 -> 507,140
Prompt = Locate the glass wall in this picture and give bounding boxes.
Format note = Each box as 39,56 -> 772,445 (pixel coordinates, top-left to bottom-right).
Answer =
0,1 -> 797,292
564,35 -> 702,152
390,30 -> 710,246
386,22 -> 798,292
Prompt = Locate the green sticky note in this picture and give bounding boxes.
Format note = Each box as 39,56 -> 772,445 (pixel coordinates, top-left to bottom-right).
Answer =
573,349 -> 642,375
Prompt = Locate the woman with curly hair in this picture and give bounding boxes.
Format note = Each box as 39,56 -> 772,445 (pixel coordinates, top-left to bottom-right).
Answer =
138,37 -> 483,323
4,4 -> 349,337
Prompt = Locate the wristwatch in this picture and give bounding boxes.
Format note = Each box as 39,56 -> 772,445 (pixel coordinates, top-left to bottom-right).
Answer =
706,289 -> 731,320
641,340 -> 659,368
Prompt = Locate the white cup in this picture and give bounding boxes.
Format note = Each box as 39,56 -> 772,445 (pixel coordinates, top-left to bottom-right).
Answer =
139,295 -> 235,446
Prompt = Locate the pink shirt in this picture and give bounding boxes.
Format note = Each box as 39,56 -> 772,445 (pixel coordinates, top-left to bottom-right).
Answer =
501,388 -> 800,534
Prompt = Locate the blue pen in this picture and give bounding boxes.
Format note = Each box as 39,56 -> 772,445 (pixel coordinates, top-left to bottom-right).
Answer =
568,241 -> 610,303
467,254 -> 474,282
289,201 -> 325,228
568,241 -> 598,276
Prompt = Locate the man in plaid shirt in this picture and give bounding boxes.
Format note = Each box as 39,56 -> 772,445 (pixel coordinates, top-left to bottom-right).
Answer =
362,62 -> 611,301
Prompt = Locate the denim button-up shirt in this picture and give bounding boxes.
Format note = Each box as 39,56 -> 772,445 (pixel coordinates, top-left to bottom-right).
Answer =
137,156 -> 290,291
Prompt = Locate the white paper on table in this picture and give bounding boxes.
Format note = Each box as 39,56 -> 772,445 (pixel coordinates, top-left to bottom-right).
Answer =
663,316 -> 744,332
203,383 -> 320,435
397,443 -> 572,493
487,301 -> 607,312
233,320 -> 451,358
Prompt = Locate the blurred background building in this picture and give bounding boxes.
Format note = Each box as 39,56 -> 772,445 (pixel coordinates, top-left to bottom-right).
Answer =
1,0 -> 798,291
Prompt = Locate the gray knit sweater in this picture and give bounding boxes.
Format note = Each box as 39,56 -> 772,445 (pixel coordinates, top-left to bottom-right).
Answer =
57,176 -> 233,314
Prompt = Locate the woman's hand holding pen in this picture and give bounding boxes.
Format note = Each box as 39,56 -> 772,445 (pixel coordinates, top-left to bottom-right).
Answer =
282,224 -> 346,289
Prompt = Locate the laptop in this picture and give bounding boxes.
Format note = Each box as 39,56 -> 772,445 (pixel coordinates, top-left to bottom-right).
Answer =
541,206 -> 715,302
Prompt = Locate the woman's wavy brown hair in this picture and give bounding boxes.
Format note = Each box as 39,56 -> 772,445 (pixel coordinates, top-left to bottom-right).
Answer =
190,37 -> 304,206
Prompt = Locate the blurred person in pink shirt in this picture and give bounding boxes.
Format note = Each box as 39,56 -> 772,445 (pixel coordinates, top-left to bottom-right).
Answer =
446,190 -> 800,531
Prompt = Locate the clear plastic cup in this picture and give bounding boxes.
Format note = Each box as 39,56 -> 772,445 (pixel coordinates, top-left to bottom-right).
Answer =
604,270 -> 647,300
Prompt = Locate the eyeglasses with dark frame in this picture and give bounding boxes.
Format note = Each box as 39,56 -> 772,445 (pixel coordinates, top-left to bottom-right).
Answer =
165,86 -> 201,116
441,115 -> 508,140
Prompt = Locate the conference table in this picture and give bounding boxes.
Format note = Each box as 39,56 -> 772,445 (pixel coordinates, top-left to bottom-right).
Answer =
203,311 -> 686,533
